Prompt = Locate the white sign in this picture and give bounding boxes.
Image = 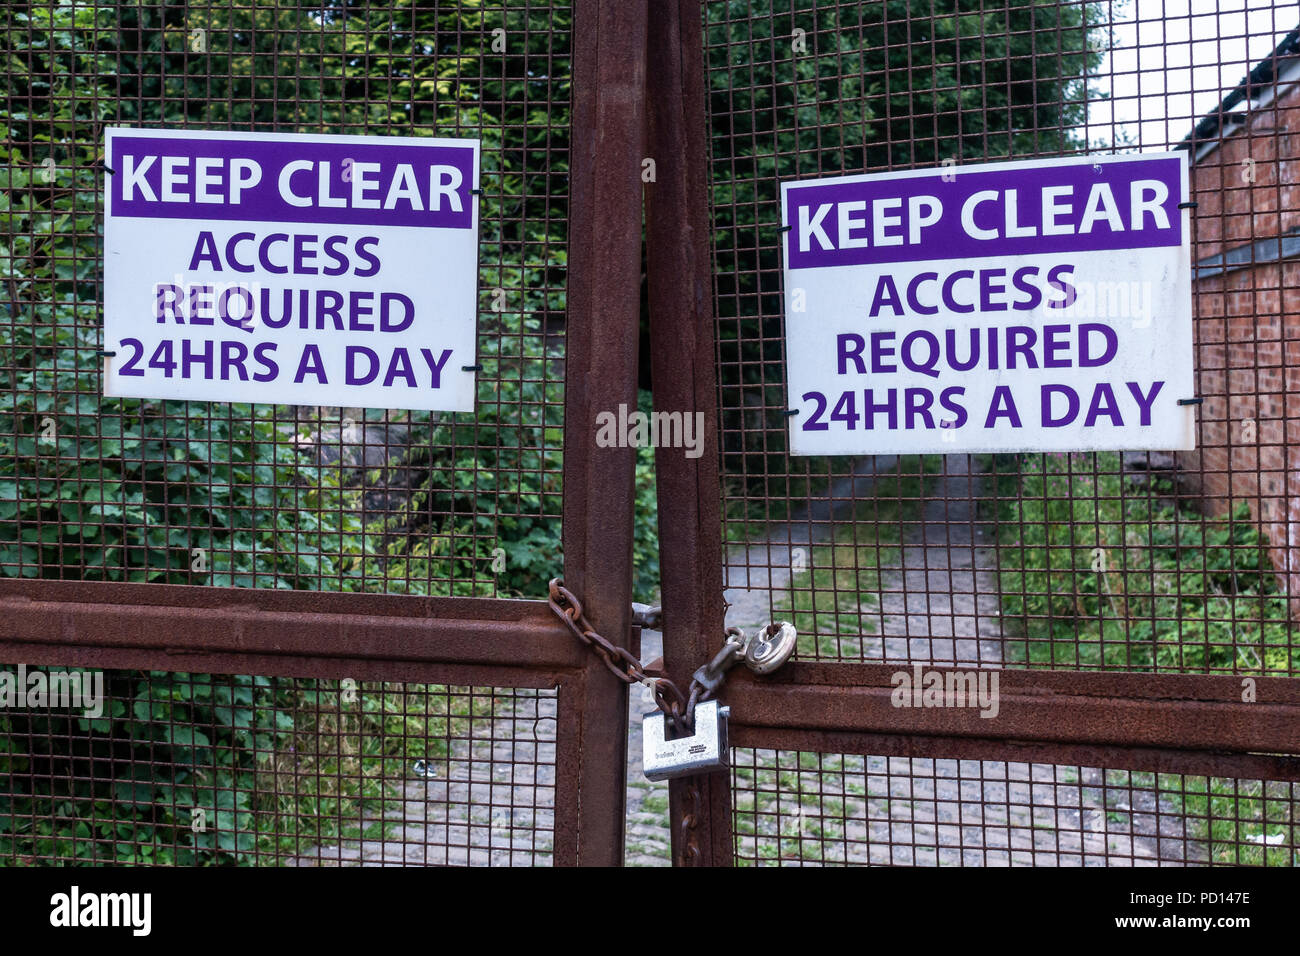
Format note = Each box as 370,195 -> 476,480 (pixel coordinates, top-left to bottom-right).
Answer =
103,128 -> 480,411
781,153 -> 1194,455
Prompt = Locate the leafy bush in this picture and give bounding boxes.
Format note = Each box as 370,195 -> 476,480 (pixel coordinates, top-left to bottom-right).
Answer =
1,671 -> 287,863
997,452 -> 1299,673
0,0 -> 1109,863
0,674 -> 453,864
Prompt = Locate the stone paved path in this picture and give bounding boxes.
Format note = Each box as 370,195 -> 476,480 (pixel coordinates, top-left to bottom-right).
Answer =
712,454 -> 1202,865
286,667 -> 1208,866
723,456 -> 899,635
730,753 -> 1210,865
287,690 -> 558,867
872,455 -> 1004,666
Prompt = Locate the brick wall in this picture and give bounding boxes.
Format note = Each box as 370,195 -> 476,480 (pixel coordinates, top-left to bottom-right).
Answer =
1180,69 -> 1300,615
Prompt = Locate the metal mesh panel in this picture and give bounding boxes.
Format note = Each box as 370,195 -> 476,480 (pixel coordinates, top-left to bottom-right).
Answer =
0,667 -> 556,867
731,747 -> 1300,866
1,1 -> 570,599
706,1 -> 1300,676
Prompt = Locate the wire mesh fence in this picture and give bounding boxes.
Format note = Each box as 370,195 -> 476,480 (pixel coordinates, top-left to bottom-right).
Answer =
0,669 -> 557,866
731,746 -> 1300,866
1,2 -> 578,868
3,0 -> 1300,869
1,1 -> 571,599
706,1 -> 1300,678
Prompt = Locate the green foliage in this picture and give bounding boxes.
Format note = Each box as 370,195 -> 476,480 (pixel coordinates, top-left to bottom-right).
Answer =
329,0 -> 575,598
0,675 -> 452,864
0,672 -> 285,864
997,452 -> 1300,673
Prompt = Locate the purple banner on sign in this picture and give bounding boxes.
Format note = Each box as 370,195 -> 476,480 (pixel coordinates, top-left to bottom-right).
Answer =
107,134 -> 476,229
784,157 -> 1183,270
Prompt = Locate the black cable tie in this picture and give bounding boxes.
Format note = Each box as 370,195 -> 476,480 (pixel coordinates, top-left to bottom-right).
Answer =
1177,397 -> 1203,406
462,363 -> 483,372
100,161 -> 116,175
783,408 -> 799,417
779,224 -> 793,232
97,349 -> 116,357
471,188 -> 484,196
1178,201 -> 1197,209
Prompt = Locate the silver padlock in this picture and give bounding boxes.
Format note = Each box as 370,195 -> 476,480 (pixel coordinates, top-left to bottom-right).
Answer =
642,699 -> 730,781
745,621 -> 798,674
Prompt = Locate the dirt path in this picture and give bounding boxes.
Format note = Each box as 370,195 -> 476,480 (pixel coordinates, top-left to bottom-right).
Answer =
873,454 -> 1004,666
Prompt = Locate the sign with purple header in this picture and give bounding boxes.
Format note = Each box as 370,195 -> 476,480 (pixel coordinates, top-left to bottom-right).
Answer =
781,152 -> 1195,456
103,127 -> 480,412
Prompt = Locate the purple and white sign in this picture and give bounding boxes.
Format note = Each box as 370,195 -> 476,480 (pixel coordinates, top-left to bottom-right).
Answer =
781,152 -> 1195,455
103,128 -> 480,412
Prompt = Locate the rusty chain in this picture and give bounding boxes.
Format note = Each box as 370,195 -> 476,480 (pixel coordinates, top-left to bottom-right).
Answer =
548,577 -> 781,731
548,578 -> 688,722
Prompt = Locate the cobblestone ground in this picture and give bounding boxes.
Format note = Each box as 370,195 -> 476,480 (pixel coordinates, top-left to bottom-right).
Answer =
871,454 -> 1003,665
287,677 -> 1214,866
731,751 -> 1211,866
287,689 -> 558,867
717,454 -> 1203,865
723,455 -> 900,636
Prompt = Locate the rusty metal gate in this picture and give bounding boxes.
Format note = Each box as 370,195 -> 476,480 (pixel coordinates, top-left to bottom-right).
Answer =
0,0 -> 643,867
659,0 -> 1300,866
3,0 -> 1300,868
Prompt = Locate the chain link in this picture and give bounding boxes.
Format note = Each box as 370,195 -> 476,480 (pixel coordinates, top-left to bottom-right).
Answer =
548,578 -> 767,732
548,579 -> 688,721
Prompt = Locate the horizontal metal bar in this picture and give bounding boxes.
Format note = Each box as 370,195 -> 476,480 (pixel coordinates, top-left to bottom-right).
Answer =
0,641 -> 573,689
0,580 -> 585,670
732,726 -> 1300,782
725,664 -> 1300,756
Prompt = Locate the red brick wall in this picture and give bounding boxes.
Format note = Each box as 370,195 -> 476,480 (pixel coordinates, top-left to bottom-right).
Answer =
1180,71 -> 1300,614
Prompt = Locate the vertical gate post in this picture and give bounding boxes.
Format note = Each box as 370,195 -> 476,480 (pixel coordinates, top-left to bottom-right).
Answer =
564,0 -> 651,866
645,0 -> 733,866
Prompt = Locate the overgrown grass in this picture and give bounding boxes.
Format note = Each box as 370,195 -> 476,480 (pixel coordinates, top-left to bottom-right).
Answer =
252,682 -> 468,858
732,751 -> 866,866
1112,770 -> 1298,866
991,452 -> 1300,866
723,455 -> 861,542
994,451 -> 1300,674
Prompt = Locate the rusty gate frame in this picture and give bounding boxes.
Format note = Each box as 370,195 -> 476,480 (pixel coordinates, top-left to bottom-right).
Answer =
643,0 -> 1300,866
5,0 -> 1300,868
0,0 -> 652,868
